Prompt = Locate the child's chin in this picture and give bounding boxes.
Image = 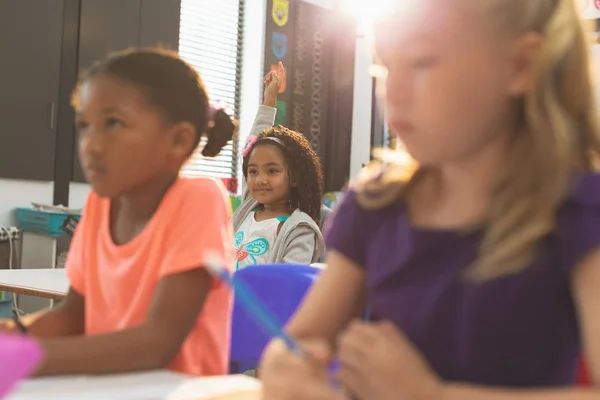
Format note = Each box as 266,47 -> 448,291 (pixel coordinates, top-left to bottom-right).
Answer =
90,184 -> 119,199
251,191 -> 271,199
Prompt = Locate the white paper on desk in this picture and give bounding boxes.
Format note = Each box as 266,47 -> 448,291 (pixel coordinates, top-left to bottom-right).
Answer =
5,371 -> 259,400
167,375 -> 260,400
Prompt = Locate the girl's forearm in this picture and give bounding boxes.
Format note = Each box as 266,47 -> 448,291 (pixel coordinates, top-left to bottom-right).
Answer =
35,325 -> 170,376
442,383 -> 599,400
25,306 -> 84,338
264,93 -> 277,108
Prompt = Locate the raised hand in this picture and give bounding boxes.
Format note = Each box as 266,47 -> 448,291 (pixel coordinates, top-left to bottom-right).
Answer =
263,61 -> 286,108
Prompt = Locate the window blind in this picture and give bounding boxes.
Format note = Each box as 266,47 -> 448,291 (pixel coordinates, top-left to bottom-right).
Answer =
178,0 -> 244,180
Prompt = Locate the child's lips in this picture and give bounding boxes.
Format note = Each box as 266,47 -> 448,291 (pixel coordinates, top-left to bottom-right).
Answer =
253,188 -> 272,195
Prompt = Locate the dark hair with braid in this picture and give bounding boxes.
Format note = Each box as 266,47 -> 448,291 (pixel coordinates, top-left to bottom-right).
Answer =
242,126 -> 324,225
73,47 -> 236,158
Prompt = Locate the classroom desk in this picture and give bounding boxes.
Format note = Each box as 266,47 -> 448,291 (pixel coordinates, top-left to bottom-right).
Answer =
6,371 -> 260,400
0,269 -> 68,301
0,264 -> 323,301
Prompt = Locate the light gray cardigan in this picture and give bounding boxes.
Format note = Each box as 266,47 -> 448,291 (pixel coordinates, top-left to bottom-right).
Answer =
232,105 -> 325,264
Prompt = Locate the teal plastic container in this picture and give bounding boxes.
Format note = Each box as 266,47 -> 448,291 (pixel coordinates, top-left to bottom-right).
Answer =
0,292 -> 12,318
16,208 -> 80,237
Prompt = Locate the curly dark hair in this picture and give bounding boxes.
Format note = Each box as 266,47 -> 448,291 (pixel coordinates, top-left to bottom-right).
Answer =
242,126 -> 324,225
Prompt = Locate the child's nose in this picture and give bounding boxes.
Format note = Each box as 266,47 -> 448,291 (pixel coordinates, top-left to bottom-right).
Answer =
79,130 -> 105,156
257,174 -> 268,184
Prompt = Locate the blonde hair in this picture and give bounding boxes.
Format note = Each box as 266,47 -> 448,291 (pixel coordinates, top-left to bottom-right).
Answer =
355,0 -> 600,281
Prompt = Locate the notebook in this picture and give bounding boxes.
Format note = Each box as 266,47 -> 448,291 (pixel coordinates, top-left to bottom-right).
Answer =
5,371 -> 260,400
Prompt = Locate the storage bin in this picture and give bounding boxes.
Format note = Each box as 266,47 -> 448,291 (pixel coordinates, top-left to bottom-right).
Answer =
0,292 -> 12,318
16,208 -> 80,237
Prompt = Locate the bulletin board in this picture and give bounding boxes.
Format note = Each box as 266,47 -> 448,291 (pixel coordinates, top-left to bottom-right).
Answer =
263,0 -> 334,160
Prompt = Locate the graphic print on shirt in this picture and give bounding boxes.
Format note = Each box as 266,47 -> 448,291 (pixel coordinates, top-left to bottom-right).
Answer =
234,231 -> 269,270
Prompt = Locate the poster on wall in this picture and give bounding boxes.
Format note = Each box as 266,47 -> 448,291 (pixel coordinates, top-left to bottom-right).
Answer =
263,0 -> 334,160
264,0 -> 294,127
291,2 -> 332,156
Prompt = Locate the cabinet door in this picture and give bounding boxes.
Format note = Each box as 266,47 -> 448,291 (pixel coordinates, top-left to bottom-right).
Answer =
0,0 -> 64,180
72,0 -> 142,182
139,0 -> 181,50
77,0 -> 141,70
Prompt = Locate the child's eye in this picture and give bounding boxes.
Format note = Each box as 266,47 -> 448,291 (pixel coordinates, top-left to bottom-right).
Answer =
412,56 -> 437,69
75,121 -> 89,134
268,169 -> 279,175
248,170 -> 258,176
106,117 -> 123,129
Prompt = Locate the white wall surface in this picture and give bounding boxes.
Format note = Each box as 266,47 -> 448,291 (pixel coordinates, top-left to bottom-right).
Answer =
0,180 -> 53,227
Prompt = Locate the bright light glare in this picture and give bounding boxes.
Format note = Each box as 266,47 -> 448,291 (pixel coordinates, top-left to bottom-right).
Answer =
338,0 -> 395,31
339,0 -> 394,19
338,0 -> 420,35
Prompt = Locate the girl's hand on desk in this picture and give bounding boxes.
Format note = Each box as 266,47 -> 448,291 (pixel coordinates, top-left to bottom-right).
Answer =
337,321 -> 443,400
0,319 -> 16,334
260,338 -> 342,400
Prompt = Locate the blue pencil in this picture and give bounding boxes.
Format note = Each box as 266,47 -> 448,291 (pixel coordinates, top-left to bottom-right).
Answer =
203,253 -> 307,358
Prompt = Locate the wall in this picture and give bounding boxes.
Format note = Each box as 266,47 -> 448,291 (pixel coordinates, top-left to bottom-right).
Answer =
594,45 -> 600,105
349,24 -> 373,179
582,3 -> 600,19
0,180 -> 54,227
4,3 -> 599,227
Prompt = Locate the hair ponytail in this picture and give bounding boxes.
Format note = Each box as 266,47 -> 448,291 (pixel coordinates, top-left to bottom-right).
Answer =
202,109 -> 237,157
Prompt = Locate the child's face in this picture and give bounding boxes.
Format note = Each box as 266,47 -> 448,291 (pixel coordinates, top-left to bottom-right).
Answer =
374,0 -> 524,165
246,144 -> 292,208
75,76 -> 180,198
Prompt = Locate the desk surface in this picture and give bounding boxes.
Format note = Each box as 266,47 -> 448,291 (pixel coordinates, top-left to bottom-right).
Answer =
0,269 -> 68,300
0,264 -> 324,301
6,371 -> 260,400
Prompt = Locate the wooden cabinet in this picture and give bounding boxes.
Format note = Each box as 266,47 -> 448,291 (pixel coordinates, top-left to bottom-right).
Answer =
78,0 -> 142,71
0,0 -> 180,184
0,0 -> 64,180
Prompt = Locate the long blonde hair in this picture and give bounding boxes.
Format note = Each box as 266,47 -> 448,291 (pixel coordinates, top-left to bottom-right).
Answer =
355,0 -> 600,281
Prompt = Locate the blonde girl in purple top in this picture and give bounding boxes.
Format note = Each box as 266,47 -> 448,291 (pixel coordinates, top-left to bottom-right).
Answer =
258,0 -> 600,399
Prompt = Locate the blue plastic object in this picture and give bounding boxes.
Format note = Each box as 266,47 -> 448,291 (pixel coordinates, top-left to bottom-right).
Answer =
0,292 -> 13,319
16,208 -> 80,237
229,264 -> 321,373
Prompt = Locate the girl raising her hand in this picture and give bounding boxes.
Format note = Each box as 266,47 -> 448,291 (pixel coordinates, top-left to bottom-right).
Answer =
232,62 -> 325,269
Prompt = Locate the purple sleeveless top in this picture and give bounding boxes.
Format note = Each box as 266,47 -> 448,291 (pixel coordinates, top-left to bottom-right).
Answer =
325,173 -> 600,388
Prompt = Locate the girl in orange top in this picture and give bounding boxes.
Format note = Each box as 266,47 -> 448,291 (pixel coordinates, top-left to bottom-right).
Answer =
1,48 -> 235,376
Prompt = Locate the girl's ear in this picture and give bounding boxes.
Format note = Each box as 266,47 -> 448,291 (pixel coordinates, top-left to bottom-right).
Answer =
506,32 -> 543,96
288,172 -> 298,187
168,121 -> 197,160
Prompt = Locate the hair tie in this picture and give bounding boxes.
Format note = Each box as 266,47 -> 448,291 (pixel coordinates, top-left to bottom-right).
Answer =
241,136 -> 285,158
242,136 -> 258,157
205,100 -> 234,131
263,137 -> 285,147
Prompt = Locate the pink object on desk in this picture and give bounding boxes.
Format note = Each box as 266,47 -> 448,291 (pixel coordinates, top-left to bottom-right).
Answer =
0,335 -> 43,398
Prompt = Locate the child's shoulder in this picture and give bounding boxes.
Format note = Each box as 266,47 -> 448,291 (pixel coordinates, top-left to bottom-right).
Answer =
337,188 -> 404,220
557,172 -> 600,225
564,172 -> 600,208
177,176 -> 228,196
174,177 -> 229,204
555,172 -> 600,269
162,177 -> 231,218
